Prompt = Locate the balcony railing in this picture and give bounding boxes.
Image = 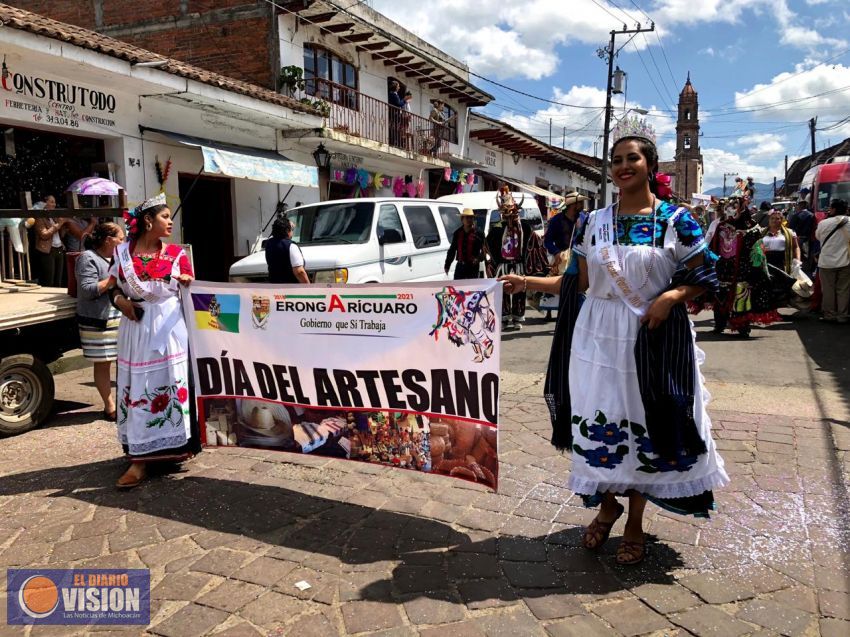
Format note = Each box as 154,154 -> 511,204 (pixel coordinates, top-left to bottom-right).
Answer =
310,78 -> 450,157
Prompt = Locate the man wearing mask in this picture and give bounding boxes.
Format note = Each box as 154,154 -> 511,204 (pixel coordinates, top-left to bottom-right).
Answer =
445,208 -> 485,279
265,216 -> 309,284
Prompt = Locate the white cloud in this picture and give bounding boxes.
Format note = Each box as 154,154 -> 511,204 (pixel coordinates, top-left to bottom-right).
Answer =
734,132 -> 787,160
734,63 -> 850,121
371,0 -> 846,80
701,147 -> 787,190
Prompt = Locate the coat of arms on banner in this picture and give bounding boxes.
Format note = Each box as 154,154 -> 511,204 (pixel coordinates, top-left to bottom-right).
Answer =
251,295 -> 271,329
430,286 -> 497,363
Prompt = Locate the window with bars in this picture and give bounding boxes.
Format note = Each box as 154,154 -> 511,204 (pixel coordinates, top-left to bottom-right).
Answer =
303,44 -> 358,110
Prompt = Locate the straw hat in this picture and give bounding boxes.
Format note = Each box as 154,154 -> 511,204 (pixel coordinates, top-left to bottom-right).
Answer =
460,208 -> 475,217
562,191 -> 589,207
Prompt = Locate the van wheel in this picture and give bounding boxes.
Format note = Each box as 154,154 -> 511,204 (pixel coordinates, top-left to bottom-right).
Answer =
0,354 -> 55,436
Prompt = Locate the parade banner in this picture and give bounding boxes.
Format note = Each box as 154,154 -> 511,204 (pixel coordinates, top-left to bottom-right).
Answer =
183,281 -> 501,490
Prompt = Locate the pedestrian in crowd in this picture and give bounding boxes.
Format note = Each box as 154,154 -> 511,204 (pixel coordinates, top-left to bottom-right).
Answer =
709,197 -> 779,337
32,195 -> 66,287
107,193 -> 197,489
444,208 -> 485,279
75,222 -> 125,421
63,215 -> 97,253
754,201 -> 771,228
544,192 -> 587,267
500,131 -> 727,565
731,177 -> 745,198
762,210 -> 799,310
815,198 -> 850,323
388,79 -> 404,148
788,199 -> 815,268
744,176 -> 756,202
266,215 -> 309,284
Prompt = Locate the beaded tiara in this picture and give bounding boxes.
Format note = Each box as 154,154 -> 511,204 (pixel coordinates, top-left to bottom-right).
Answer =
139,192 -> 167,211
612,116 -> 657,146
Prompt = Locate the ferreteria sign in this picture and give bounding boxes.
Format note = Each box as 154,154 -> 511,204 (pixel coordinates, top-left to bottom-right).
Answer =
184,280 -> 502,490
1,58 -> 118,129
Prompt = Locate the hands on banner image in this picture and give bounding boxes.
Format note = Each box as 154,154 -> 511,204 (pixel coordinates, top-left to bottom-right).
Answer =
182,281 -> 502,490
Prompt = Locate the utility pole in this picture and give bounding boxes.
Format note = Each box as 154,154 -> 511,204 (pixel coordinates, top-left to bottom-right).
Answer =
809,117 -> 817,158
549,118 -> 553,146
784,155 -> 788,183
598,22 -> 655,206
562,127 -> 566,149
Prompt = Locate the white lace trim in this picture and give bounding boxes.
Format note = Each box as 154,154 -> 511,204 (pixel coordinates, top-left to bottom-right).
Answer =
569,468 -> 730,500
125,432 -> 189,455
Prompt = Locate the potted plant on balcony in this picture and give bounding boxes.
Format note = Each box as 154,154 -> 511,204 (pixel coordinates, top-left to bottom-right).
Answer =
278,65 -> 305,98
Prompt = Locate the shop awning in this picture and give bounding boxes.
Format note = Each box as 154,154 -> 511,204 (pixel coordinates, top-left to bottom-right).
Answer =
140,127 -> 318,188
478,171 -> 564,201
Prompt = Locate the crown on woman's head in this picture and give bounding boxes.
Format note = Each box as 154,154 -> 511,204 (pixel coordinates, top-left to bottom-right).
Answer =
140,192 -> 166,211
612,116 -> 657,146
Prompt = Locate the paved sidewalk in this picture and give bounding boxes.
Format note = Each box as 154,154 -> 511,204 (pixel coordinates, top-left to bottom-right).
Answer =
0,355 -> 849,636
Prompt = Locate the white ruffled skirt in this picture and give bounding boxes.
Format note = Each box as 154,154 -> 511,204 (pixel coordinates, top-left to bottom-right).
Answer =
567,295 -> 729,500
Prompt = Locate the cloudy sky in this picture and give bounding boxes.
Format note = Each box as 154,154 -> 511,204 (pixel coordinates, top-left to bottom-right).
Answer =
371,0 -> 850,191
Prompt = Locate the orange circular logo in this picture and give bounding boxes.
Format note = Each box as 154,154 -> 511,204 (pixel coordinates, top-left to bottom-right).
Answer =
19,575 -> 59,618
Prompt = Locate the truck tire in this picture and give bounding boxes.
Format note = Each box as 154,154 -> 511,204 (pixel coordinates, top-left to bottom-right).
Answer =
0,354 -> 55,436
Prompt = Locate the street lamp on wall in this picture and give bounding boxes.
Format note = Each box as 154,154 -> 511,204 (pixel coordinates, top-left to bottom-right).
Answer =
511,151 -> 521,165
312,143 -> 331,170
312,143 -> 331,201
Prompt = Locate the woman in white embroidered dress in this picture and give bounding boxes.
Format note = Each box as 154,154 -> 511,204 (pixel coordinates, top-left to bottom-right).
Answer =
501,134 -> 727,565
107,194 -> 197,489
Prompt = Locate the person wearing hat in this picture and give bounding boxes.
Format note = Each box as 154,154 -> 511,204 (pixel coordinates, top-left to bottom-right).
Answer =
445,208 -> 485,279
544,192 -> 587,262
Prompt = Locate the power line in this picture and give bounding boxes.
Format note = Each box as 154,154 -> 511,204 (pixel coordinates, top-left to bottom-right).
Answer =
629,39 -> 675,113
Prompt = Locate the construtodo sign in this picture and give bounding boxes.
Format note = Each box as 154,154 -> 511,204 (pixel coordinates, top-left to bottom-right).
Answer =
184,280 -> 502,491
6,569 -> 150,625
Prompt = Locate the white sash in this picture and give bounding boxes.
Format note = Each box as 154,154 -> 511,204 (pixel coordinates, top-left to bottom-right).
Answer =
594,204 -> 652,317
117,242 -> 184,354
117,242 -> 161,304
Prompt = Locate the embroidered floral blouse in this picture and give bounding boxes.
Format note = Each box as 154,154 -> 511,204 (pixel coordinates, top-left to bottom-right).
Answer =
114,243 -> 193,283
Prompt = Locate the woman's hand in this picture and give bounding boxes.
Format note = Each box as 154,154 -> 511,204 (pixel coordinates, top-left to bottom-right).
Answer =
176,274 -> 193,287
498,274 -> 524,294
115,295 -> 139,321
641,292 -> 675,330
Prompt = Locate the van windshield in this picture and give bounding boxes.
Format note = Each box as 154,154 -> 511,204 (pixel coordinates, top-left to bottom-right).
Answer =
816,183 -> 850,213
288,202 -> 374,245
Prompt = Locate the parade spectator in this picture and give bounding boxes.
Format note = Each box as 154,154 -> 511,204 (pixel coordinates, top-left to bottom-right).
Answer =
501,132 -> 727,565
788,199 -> 814,265
445,208 -> 485,279
429,99 -> 447,154
63,216 -> 97,253
32,195 -> 66,287
544,192 -> 587,261
400,90 -> 413,150
815,199 -> 850,323
107,193 -> 197,489
388,80 -> 404,148
266,215 -> 309,284
754,201 -> 771,228
75,222 -> 125,421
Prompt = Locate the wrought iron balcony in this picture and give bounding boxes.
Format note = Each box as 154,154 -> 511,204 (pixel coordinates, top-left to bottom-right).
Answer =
309,78 -> 450,157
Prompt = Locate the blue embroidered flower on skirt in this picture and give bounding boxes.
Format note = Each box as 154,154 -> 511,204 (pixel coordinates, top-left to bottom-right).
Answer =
635,435 -> 654,454
650,453 -> 700,472
588,423 -> 628,444
584,446 -> 625,468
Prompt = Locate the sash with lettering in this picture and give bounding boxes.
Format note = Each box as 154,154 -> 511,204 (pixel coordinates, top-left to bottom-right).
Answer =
593,204 -> 652,317
116,242 -> 183,353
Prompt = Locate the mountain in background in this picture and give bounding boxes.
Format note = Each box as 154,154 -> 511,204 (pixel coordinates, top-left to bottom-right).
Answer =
703,180 -> 784,201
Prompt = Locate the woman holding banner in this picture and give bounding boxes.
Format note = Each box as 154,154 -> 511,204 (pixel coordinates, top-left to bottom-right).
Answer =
501,122 -> 727,565
107,193 -> 198,489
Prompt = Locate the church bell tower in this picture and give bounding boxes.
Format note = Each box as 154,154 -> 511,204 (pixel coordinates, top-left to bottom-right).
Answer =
673,73 -> 704,197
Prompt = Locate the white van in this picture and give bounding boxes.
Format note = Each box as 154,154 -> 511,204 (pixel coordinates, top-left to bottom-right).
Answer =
437,191 -> 546,239
228,198 -> 464,283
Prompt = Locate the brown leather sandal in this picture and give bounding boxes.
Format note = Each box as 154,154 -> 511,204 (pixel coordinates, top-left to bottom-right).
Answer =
581,503 -> 625,550
116,466 -> 146,490
616,539 -> 646,565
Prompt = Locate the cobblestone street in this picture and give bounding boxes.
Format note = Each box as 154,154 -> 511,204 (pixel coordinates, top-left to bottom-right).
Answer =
0,312 -> 848,636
